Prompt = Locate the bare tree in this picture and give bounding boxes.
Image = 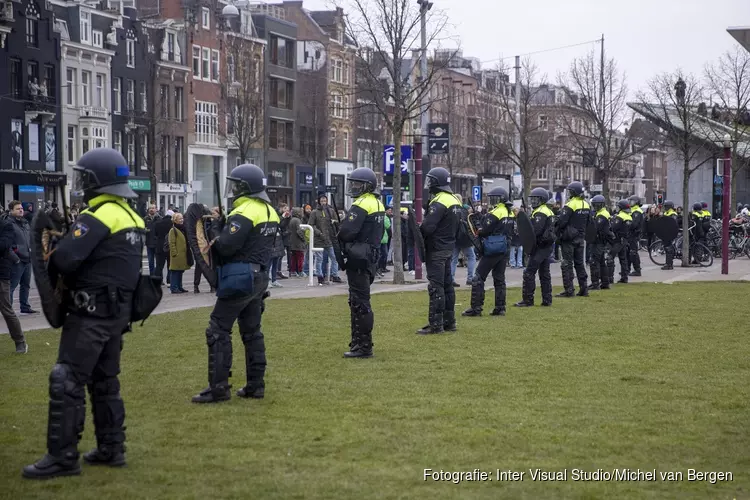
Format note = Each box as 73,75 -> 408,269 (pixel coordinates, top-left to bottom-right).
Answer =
221,33 -> 265,164
438,79 -> 471,179
704,45 -> 750,213
633,71 -> 712,267
345,0 -> 453,284
478,59 -> 556,201
557,49 -> 645,204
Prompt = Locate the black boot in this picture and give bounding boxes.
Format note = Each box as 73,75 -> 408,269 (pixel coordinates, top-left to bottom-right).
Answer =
576,284 -> 589,297
194,286 -> 200,294
344,344 -> 373,358
461,308 -> 481,317
23,454 -> 81,479
416,324 -> 444,334
589,283 -> 601,290
556,291 -> 575,298
514,300 -> 534,307
629,271 -> 641,277
345,304 -> 374,356
237,382 -> 265,398
83,445 -> 126,467
192,333 -> 232,403
87,376 -> 127,467
443,310 -> 457,332
490,308 -> 505,316
192,384 -> 231,403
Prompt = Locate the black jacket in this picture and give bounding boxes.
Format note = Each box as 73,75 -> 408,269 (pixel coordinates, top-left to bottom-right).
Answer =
0,219 -> 20,280
10,216 -> 31,263
421,192 -> 460,253
153,215 -> 173,254
144,213 -> 162,248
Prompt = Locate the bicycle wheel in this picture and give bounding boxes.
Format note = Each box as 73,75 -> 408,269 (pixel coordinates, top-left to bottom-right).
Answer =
649,240 -> 666,266
692,242 -> 713,267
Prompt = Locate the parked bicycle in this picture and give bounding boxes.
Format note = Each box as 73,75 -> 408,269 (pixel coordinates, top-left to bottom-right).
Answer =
648,224 -> 713,267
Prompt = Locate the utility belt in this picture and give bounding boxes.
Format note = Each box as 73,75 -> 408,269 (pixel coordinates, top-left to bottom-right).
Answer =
216,261 -> 266,299
68,285 -> 130,318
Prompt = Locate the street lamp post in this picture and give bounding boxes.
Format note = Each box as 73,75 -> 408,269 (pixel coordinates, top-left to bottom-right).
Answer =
413,128 -> 424,280
722,133 -> 731,275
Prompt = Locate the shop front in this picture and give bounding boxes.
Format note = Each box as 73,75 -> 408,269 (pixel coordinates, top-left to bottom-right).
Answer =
0,170 -> 67,209
157,182 -> 192,213
127,177 -> 153,216
266,162 -> 293,207
295,165 -> 326,207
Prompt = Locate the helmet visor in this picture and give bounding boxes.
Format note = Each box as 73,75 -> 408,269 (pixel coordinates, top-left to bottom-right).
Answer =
347,179 -> 367,197
72,168 -> 97,197
223,177 -> 250,199
530,196 -> 544,208
424,175 -> 438,190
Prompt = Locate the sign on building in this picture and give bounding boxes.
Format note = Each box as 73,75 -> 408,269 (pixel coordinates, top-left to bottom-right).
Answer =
383,145 -> 412,175
428,123 -> 449,154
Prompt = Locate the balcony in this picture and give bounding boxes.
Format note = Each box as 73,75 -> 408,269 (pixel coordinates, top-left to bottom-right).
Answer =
79,106 -> 108,119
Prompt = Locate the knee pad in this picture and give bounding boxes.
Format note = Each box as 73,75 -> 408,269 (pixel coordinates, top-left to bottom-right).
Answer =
352,302 -> 372,316
50,364 -> 83,399
90,377 -> 121,400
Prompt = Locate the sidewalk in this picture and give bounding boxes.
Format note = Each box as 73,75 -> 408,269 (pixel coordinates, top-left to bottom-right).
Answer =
3,252 -> 749,334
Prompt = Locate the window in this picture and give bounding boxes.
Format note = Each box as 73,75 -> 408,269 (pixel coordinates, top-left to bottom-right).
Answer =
192,46 -> 201,77
195,101 -> 218,144
270,36 -> 293,68
67,126 -> 77,163
175,137 -> 184,182
269,121 -> 278,149
167,33 -> 175,60
160,84 -> 169,118
342,131 -> 349,159
331,94 -> 343,118
27,61 -> 38,85
139,131 -> 148,170
211,50 -> 220,82
328,129 -> 337,157
113,77 -> 121,113
81,127 -> 90,154
174,87 -> 184,120
140,81 -> 147,111
285,122 -> 294,151
160,135 -> 170,180
553,167 -> 562,181
201,7 -> 210,29
81,71 -> 91,106
202,48 -> 210,81
127,132 -> 135,168
80,11 -> 90,44
65,68 -> 75,105
343,61 -> 349,85
93,126 -> 106,149
113,131 -> 121,154
10,59 -> 22,99
537,166 -> 548,180
227,54 -> 236,83
44,65 -> 55,103
26,17 -> 38,46
330,59 -> 342,83
95,74 -> 104,108
92,30 -> 103,47
126,39 -> 135,68
343,96 -> 349,118
538,115 -> 548,131
126,79 -> 134,110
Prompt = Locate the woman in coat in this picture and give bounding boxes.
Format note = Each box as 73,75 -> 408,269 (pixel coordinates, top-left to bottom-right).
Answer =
168,212 -> 193,294
288,208 -> 307,277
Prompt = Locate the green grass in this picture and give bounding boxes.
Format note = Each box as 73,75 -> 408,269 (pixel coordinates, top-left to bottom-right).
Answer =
0,282 -> 748,500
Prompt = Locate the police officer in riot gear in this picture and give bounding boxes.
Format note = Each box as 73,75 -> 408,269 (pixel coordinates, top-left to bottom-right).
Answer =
589,195 -> 613,290
609,199 -> 632,284
515,187 -> 555,307
628,196 -> 644,276
556,181 -> 591,297
24,149 -> 145,478
337,167 -> 385,357
462,186 -> 513,317
417,167 -> 460,334
191,164 -> 279,404
661,200 -> 679,270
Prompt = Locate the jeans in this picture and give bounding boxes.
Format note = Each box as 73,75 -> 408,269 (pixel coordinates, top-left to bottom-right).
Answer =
269,256 -> 280,282
509,246 -> 524,267
169,270 -> 184,292
10,261 -> 32,311
146,247 -> 156,275
316,247 -> 339,279
451,246 -> 476,282
303,251 -> 319,276
378,243 -> 389,270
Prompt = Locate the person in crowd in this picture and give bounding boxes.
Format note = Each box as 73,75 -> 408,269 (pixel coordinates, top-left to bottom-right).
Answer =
377,207 -> 392,278
154,210 -> 174,286
555,182 -> 591,297
269,218 -> 286,288
0,214 -> 26,353
451,195 -> 476,287
278,203 -> 292,279
7,201 -> 37,314
509,206 -> 523,269
308,195 -> 343,285
168,212 -> 192,294
288,208 -> 307,277
608,200 -> 632,284
515,187 -> 556,308
144,204 -> 161,275
589,195 -> 613,290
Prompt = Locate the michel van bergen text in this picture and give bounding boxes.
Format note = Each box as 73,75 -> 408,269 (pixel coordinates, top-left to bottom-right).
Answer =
423,469 -> 733,484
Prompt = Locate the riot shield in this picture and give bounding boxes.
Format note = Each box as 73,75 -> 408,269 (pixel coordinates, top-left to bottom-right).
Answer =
585,216 -> 598,244
651,215 -> 679,242
408,209 -> 426,262
184,203 -> 218,288
31,210 -> 68,328
517,210 -> 536,255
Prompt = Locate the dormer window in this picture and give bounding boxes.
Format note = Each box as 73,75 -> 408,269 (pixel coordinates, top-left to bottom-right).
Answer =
80,11 -> 91,44
93,30 -> 103,47
167,32 -> 175,60
126,38 -> 135,67
337,27 -> 343,44
201,7 -> 210,29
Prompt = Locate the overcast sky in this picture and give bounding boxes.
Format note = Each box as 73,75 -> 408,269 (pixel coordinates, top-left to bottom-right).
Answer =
307,0 -> 748,97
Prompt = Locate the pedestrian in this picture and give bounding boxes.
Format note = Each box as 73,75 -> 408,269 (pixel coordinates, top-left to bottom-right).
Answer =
144,204 -> 161,275
154,210 -> 174,285
451,196 -> 476,287
0,215 -> 26,353
7,201 -> 37,314
609,200 -> 632,284
308,195 -> 343,285
167,212 -> 192,294
509,207 -> 523,268
628,196 -> 644,277
23,148 -> 145,478
288,208 -> 306,276
589,195 -> 613,290
191,164 -> 278,403
278,203 -> 291,279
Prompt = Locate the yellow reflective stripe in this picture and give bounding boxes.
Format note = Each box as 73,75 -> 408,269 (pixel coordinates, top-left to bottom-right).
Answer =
565,198 -> 590,210
596,209 -> 611,218
431,192 -> 460,209
532,205 -> 553,217
490,204 -> 509,219
616,212 -> 632,222
84,195 -> 145,233
354,194 -> 385,214
231,197 -> 280,224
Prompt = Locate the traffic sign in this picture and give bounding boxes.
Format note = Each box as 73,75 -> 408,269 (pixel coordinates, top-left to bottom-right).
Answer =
324,184 -> 338,193
590,184 -> 603,192
385,194 -> 393,207
472,185 -> 482,202
428,123 -> 449,154
383,145 -> 412,175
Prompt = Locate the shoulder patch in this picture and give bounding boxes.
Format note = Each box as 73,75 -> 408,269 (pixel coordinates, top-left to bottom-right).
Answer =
429,205 -> 437,214
72,223 -> 89,239
229,221 -> 241,234
347,211 -> 358,222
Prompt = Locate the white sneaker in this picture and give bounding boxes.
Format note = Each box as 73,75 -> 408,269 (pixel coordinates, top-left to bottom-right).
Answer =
409,270 -> 415,276
271,281 -> 283,288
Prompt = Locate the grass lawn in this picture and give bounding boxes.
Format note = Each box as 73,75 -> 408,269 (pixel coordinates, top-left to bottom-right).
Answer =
0,282 -> 748,500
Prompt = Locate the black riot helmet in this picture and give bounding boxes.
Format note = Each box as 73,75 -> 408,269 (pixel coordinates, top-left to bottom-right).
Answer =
224,164 -> 270,203
72,148 -> 137,201
346,167 -> 377,198
629,195 -> 642,207
529,187 -> 549,209
546,190 -> 555,207
424,167 -> 453,194
487,186 -> 508,206
591,194 -> 606,211
567,181 -> 584,198
664,200 -> 675,210
692,202 -> 703,212
618,199 -> 631,212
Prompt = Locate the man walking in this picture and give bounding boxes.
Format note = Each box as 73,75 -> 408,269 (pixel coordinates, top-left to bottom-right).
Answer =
8,201 -> 37,314
308,194 -> 343,285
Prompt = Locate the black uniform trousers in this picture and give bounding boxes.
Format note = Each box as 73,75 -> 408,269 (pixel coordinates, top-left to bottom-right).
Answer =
425,250 -> 455,329
522,247 -> 553,305
627,235 -> 641,272
663,239 -> 675,268
608,238 -> 629,282
589,243 -> 611,288
560,238 -> 588,293
346,267 -> 375,350
155,251 -> 170,284
469,253 -> 507,312
205,272 -> 269,396
47,295 -> 132,462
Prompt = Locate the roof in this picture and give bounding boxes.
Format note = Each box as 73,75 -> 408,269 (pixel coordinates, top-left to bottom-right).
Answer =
727,26 -> 750,53
628,102 -> 750,161
308,9 -> 355,45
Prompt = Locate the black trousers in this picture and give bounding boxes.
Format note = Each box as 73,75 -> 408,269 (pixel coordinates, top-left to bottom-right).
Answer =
560,239 -> 588,293
663,238 -> 675,267
627,235 -> 641,272
469,253 -> 507,312
608,239 -> 629,282
346,267 -> 375,349
45,300 -> 132,461
155,251 -> 170,284
589,243 -> 611,287
204,272 -> 270,394
522,247 -> 553,304
425,250 -> 455,328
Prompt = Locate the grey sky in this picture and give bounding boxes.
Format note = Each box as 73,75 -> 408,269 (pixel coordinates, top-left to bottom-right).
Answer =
308,0 -> 748,95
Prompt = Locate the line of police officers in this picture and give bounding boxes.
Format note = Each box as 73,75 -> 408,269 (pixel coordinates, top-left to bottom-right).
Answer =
22,149 -> 671,479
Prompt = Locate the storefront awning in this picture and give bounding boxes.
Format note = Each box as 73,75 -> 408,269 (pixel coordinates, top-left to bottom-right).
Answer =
0,170 -> 67,187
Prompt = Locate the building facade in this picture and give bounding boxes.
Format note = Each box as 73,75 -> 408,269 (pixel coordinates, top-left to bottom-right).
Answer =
0,0 -> 63,207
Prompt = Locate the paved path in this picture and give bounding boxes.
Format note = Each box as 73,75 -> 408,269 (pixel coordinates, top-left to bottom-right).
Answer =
3,252 -> 749,334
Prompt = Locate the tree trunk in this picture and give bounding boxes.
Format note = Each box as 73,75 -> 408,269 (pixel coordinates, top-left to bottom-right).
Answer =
681,158 -> 691,267
601,169 -> 610,206
391,126 -> 405,285
522,173 -> 532,208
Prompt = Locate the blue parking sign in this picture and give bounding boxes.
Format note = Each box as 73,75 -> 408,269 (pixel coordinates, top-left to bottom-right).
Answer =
472,185 -> 482,202
385,194 -> 393,207
383,145 -> 412,175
